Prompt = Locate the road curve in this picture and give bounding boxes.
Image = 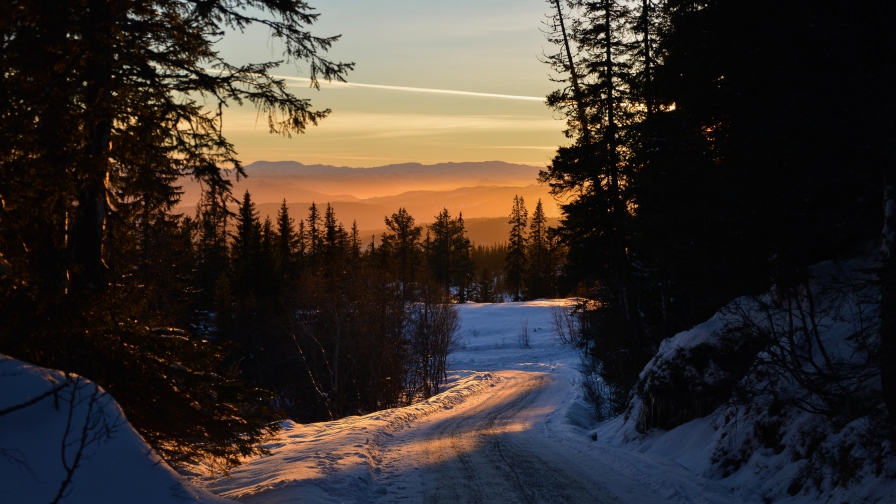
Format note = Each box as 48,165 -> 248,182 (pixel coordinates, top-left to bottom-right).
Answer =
413,372 -> 619,504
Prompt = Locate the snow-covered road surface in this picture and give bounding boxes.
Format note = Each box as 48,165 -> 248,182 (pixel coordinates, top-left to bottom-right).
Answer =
198,301 -> 744,504
379,371 -> 615,503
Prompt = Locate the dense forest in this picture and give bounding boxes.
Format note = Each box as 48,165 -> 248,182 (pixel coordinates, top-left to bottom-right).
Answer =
539,0 -> 896,441
2,0 -> 895,480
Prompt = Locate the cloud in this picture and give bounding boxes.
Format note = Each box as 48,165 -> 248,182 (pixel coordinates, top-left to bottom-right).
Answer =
225,110 -> 558,136
272,75 -> 545,102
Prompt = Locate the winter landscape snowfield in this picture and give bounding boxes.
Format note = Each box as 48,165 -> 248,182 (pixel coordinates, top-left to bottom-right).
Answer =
3,297 -> 895,503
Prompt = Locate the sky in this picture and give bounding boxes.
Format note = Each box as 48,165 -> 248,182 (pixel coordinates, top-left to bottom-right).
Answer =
214,0 -> 568,167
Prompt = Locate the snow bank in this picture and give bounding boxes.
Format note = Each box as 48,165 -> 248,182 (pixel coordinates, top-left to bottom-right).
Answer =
0,354 -> 229,504
599,258 -> 896,504
196,371 -> 498,503
196,299 -> 749,504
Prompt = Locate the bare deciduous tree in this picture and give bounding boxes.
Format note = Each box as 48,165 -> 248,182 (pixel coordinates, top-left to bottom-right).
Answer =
551,304 -> 580,346
519,318 -> 532,349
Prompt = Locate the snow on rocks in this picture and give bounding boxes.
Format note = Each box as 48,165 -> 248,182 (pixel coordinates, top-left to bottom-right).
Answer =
0,354 -> 229,504
599,258 -> 896,504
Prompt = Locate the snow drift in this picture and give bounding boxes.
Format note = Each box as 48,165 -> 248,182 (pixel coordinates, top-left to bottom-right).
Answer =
0,355 -> 228,504
599,258 -> 896,503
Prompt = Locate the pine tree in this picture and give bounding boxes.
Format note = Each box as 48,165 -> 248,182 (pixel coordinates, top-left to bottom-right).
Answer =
232,191 -> 262,293
195,185 -> 231,309
350,220 -> 361,260
525,199 -> 550,299
276,200 -> 300,279
451,213 -> 475,303
424,209 -> 473,301
504,196 -> 529,301
541,0 -> 650,414
383,208 -> 423,300
1,0 -> 352,467
306,202 -> 323,266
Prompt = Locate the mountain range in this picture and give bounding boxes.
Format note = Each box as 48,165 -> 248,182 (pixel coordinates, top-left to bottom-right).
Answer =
177,160 -> 560,244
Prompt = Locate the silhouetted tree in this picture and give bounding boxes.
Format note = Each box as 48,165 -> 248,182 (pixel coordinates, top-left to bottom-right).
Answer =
382,208 -> 423,300
504,196 -> 529,301
425,209 -> 473,302
525,199 -> 550,299
0,0 -> 351,466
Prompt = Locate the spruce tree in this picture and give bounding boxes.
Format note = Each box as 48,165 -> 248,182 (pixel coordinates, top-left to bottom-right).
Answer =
232,191 -> 262,293
296,219 -> 307,272
323,204 -> 349,267
195,185 -> 232,309
350,221 -> 361,260
0,0 -> 351,466
541,0 -> 650,414
451,213 -> 475,303
474,268 -> 495,303
545,227 -> 566,298
383,208 -> 423,300
526,199 -> 550,299
260,216 -> 277,295
426,210 -> 454,297
306,202 -> 323,266
424,209 -> 473,301
504,196 -> 529,302
276,200 -> 300,279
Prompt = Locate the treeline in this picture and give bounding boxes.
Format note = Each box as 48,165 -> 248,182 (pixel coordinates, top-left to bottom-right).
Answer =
541,0 -> 896,422
169,192 -> 479,440
198,193 -> 472,422
502,197 -> 566,301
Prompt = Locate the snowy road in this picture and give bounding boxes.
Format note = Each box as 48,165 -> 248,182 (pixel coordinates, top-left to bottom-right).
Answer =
199,301 -> 744,504
412,372 -> 617,504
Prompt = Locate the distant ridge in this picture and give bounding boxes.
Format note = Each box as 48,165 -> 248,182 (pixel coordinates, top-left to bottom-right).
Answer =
244,160 -> 540,179
179,160 -> 546,207
233,160 -> 543,200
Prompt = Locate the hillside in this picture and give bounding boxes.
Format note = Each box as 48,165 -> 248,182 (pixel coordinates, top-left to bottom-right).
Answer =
595,257 -> 896,503
178,160 -> 544,205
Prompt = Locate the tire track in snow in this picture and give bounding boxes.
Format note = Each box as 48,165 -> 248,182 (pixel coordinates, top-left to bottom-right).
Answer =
411,372 -> 619,504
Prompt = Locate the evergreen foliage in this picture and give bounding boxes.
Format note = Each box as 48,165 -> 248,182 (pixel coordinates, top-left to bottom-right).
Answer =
0,0 -> 352,468
381,208 -> 424,300
541,0 -> 896,420
525,199 -> 551,299
504,196 -> 529,301
425,209 -> 475,302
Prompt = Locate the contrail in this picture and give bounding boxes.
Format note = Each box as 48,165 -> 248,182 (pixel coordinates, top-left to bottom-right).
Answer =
272,75 -> 545,102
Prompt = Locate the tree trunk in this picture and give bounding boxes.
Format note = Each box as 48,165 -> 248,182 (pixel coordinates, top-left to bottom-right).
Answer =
552,0 -> 590,141
880,186 -> 896,423
69,0 -> 115,294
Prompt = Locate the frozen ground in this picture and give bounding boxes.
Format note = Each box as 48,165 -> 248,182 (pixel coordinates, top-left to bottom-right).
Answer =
195,300 -> 745,504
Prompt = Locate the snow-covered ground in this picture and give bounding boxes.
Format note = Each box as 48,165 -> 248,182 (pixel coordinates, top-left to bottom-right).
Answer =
192,300 -> 747,503
7,297 -> 890,503
0,355 -> 228,504
600,260 -> 896,504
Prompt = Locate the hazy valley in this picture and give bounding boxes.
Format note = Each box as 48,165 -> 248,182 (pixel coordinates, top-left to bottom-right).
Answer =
179,160 -> 561,245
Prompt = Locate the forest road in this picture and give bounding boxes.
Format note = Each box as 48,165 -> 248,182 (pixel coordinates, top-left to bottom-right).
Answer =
411,372 -> 620,504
